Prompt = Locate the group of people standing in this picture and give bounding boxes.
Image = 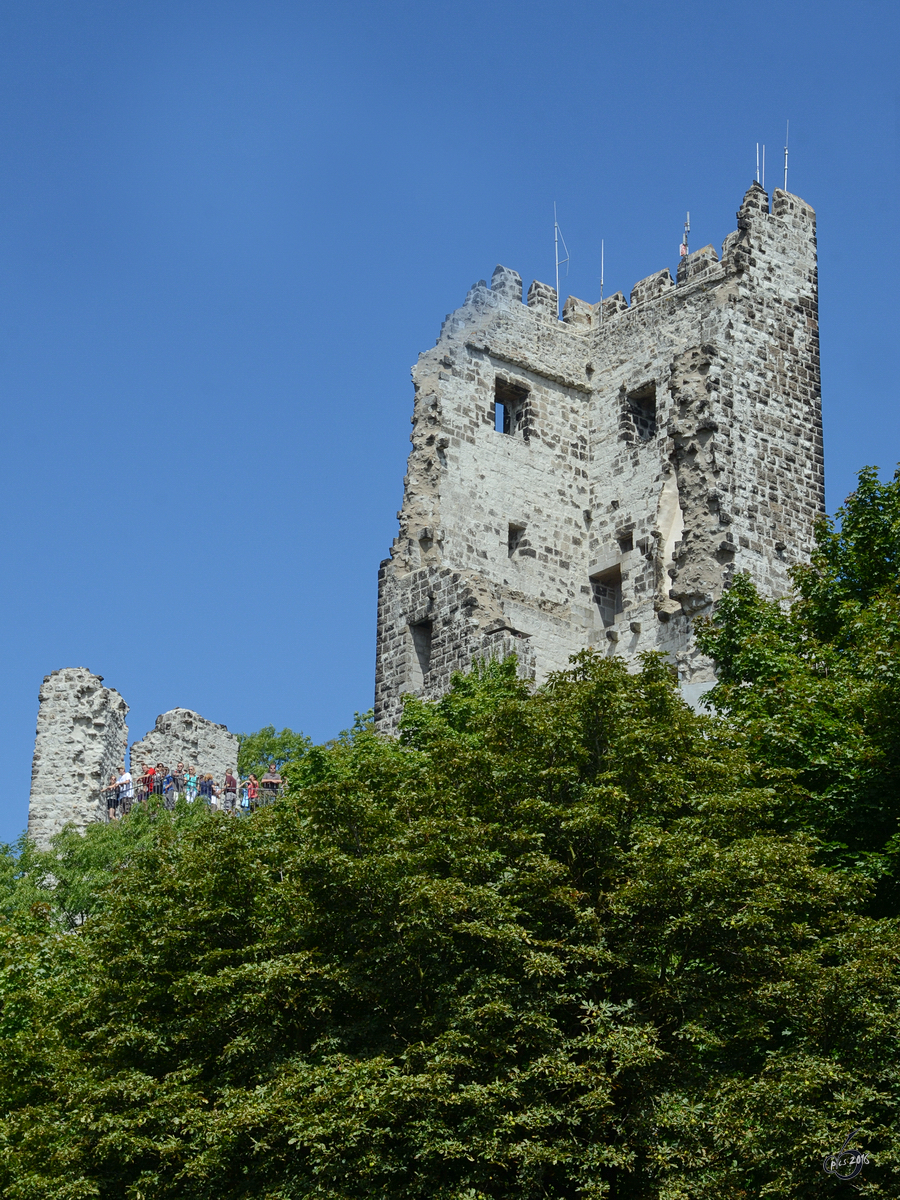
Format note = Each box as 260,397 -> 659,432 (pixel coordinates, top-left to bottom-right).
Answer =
103,762 -> 283,821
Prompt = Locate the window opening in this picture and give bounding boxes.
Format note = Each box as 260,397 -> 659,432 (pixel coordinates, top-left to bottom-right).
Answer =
626,383 -> 657,442
494,378 -> 529,436
408,620 -> 433,691
618,532 -> 634,554
508,523 -> 526,557
590,565 -> 623,628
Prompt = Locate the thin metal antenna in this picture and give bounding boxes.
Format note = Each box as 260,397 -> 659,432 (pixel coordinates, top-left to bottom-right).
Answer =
756,143 -> 760,184
599,238 -> 604,325
762,144 -> 765,190
554,202 -> 570,320
783,120 -> 789,192
680,211 -> 690,258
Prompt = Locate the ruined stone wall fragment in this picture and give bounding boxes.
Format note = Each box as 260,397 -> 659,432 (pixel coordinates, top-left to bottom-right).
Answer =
27,667 -> 129,847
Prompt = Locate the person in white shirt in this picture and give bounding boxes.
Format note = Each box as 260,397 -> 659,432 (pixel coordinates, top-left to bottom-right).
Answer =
116,768 -> 134,817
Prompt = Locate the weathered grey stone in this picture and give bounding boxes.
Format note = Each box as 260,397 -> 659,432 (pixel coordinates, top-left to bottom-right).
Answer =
375,182 -> 824,731
129,709 -> 238,782
27,667 -> 129,847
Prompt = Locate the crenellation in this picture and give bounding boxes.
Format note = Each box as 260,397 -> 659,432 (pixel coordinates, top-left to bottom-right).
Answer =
676,244 -> 719,284
491,264 -> 523,304
526,279 -> 558,318
630,268 -> 675,307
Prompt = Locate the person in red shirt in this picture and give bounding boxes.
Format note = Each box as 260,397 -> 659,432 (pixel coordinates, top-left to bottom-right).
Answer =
140,763 -> 155,804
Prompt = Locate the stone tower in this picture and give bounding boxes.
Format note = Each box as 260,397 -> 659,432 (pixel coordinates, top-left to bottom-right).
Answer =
28,668 -> 129,847
374,184 -> 823,730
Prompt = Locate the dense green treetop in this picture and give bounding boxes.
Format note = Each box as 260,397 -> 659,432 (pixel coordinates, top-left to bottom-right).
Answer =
697,465 -> 900,904
0,652 -> 897,1197
237,725 -> 312,778
0,466 -> 899,1198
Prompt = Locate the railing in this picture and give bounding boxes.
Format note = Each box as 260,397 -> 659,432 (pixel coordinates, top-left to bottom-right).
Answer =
100,778 -> 284,820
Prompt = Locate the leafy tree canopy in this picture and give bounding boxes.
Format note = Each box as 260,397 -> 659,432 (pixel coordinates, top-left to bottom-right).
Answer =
697,465 -> 900,903
0,654 -> 898,1198
237,725 -> 312,777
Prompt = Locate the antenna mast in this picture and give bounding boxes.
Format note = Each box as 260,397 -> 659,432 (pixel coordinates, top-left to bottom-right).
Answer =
783,120 -> 789,192
599,239 -> 604,325
762,144 -> 765,190
680,211 -> 690,258
554,202 -> 569,321
756,143 -> 760,184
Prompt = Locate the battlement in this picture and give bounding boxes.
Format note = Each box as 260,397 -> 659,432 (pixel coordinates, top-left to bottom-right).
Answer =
448,186 -> 816,339
376,184 -> 823,732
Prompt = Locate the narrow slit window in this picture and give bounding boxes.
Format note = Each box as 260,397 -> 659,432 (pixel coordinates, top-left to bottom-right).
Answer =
590,565 -> 623,628
494,378 -> 529,437
408,619 -> 433,691
508,523 -> 526,557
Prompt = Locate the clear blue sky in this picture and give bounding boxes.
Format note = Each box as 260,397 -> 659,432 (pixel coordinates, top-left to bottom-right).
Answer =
1,0 -> 897,843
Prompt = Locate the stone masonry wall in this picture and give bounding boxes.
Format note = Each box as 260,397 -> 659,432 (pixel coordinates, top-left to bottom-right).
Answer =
129,709 -> 239,781
27,667 -> 129,847
375,183 -> 823,731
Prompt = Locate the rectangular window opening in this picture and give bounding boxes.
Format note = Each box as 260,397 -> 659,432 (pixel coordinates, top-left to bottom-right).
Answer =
626,383 -> 657,442
408,619 -> 433,691
590,565 -> 623,628
508,523 -> 526,557
618,532 -> 634,554
494,378 -> 530,436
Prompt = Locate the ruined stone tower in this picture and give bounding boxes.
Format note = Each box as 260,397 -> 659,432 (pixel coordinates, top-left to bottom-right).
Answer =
374,183 -> 823,730
28,668 -> 129,846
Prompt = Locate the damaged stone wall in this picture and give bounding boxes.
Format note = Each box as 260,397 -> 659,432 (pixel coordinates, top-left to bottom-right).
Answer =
129,709 -> 239,781
27,667 -> 129,847
27,676 -> 240,844
375,183 -> 823,731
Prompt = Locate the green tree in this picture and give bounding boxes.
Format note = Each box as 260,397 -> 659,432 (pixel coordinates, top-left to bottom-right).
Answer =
0,655 -> 897,1198
0,797 -> 210,929
237,724 -> 312,777
697,465 -> 900,901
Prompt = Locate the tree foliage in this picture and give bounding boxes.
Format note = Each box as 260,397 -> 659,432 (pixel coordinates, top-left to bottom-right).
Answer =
697,465 -> 900,902
0,654 -> 898,1198
237,725 -> 312,777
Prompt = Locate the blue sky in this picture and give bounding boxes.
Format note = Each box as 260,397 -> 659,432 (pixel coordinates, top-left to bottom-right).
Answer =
1,0 -> 897,843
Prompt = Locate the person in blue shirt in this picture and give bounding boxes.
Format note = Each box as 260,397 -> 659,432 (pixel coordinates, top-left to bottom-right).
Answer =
198,774 -> 218,806
162,769 -> 176,810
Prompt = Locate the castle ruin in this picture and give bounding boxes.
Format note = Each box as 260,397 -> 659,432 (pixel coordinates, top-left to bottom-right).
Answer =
27,668 -> 238,847
374,183 -> 823,729
28,668 -> 129,847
